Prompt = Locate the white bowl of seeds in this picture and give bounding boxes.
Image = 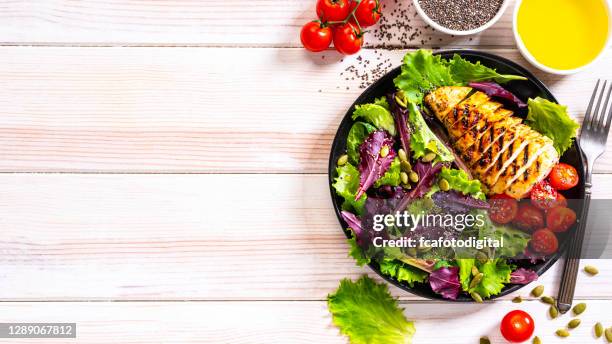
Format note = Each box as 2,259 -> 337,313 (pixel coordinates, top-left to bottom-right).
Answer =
413,0 -> 510,36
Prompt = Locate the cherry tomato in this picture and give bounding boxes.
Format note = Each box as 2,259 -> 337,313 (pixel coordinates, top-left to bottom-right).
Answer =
512,203 -> 544,231
488,194 -> 518,224
546,206 -> 577,233
316,0 -> 351,21
553,193 -> 568,208
300,21 -> 332,52
500,310 -> 535,343
530,229 -> 559,255
333,22 -> 363,55
530,180 -> 558,210
549,163 -> 579,190
353,0 -> 382,27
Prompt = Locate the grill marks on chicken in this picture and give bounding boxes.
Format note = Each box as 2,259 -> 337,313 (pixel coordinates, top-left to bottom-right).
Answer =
424,86 -> 559,198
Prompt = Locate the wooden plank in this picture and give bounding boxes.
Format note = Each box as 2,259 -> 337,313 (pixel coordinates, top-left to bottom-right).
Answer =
2,47 -> 612,173
0,0 -> 520,47
0,300 -> 610,343
0,173 -> 610,301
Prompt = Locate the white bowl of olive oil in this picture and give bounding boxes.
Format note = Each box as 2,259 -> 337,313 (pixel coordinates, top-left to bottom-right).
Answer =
513,0 -> 611,75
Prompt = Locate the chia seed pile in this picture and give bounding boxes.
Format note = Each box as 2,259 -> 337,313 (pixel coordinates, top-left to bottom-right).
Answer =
418,0 -> 503,31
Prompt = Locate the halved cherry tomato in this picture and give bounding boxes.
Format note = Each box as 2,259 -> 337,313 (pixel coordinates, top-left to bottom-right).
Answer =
549,163 -> 579,190
500,310 -> 535,343
530,229 -> 559,255
300,21 -> 332,52
488,194 -> 518,224
546,206 -> 577,233
332,22 -> 363,55
353,0 -> 382,27
553,193 -> 568,208
316,0 -> 351,22
530,180 -> 558,210
512,203 -> 544,231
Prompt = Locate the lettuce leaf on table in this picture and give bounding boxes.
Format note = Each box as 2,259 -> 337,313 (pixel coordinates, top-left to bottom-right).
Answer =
327,276 -> 416,344
347,121 -> 377,165
352,97 -> 397,136
525,97 -> 580,155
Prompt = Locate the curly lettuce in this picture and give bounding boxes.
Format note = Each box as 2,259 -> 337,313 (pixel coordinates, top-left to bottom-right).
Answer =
332,163 -> 367,215
394,49 -> 455,104
449,54 -> 527,84
439,167 -> 485,199
352,97 -> 397,136
375,157 -> 401,188
525,97 -> 580,155
347,122 -> 377,165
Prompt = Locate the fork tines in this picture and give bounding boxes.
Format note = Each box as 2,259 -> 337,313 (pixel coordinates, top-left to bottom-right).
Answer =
582,80 -> 612,142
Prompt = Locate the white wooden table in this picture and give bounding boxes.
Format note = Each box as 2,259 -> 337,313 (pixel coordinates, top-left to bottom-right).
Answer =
0,0 -> 610,343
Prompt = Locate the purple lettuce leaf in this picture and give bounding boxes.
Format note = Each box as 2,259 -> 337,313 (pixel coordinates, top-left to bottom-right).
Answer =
429,266 -> 461,300
431,190 -> 490,213
469,82 -> 527,108
356,130 -> 396,200
387,92 -> 411,160
393,161 -> 445,213
372,185 -> 406,199
510,268 -> 539,284
341,210 -> 362,239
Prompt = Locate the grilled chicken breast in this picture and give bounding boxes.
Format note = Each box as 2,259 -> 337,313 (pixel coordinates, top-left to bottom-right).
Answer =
424,86 -> 559,198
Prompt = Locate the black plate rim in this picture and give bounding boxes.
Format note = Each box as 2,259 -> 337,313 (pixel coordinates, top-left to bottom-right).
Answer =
328,49 -> 585,302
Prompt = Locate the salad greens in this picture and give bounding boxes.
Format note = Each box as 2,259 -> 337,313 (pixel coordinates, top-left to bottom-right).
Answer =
332,49 -> 575,302
526,97 -> 580,155
328,276 -> 416,344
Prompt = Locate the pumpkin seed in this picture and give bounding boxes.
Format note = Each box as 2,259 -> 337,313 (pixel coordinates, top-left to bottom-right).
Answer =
409,171 -> 419,183
555,329 -> 570,338
584,265 -> 599,276
594,323 -> 603,338
572,302 -> 586,316
471,265 -> 480,276
531,285 -> 544,297
605,327 -> 612,343
337,154 -> 348,166
422,152 -> 437,162
549,305 -> 559,319
439,178 -> 450,191
400,172 -> 409,184
512,296 -> 523,303
470,291 -> 483,303
479,337 -> 491,344
470,273 -> 484,289
403,183 -> 412,190
476,251 -> 488,264
401,160 -> 412,172
398,149 -> 408,162
395,91 -> 408,108
541,296 -> 555,305
380,145 -> 390,158
567,319 -> 581,329
533,335 -> 541,344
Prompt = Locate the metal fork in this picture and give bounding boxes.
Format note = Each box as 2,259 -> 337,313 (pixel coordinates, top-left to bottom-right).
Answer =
557,80 -> 612,313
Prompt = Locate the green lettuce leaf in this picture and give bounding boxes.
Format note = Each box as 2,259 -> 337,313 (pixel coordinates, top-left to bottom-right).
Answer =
352,97 -> 397,136
347,122 -> 377,165
477,214 -> 531,258
449,54 -> 527,84
332,163 -> 367,215
470,259 -> 512,298
439,167 -> 485,199
347,235 -> 371,267
378,259 -> 428,287
375,157 -> 401,188
393,49 -> 455,104
456,259 -> 476,291
408,103 -> 454,162
525,97 -> 580,155
327,276 -> 416,344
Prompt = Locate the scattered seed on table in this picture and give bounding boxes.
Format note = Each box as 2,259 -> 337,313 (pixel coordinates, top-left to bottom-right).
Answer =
549,305 -> 558,319
556,329 -> 570,338
567,319 -> 581,329
532,336 -> 541,344
531,285 -> 544,297
541,296 -> 555,305
584,265 -> 599,275
594,322 -> 603,338
572,302 -> 586,316
479,336 -> 490,344
512,296 -> 522,303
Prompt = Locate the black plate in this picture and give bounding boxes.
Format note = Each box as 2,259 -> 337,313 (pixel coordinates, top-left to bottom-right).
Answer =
328,50 -> 585,301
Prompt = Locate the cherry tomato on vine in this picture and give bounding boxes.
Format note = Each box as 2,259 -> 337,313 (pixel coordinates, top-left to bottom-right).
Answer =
500,310 -> 535,343
353,0 -> 382,27
333,22 -> 363,55
546,206 -> 577,233
548,163 -> 579,190
316,0 -> 351,22
300,21 -> 332,52
488,193 -> 518,224
512,203 -> 544,231
530,228 -> 559,255
530,180 -> 558,210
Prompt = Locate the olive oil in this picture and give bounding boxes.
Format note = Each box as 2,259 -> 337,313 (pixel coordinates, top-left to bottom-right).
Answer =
517,0 -> 609,70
